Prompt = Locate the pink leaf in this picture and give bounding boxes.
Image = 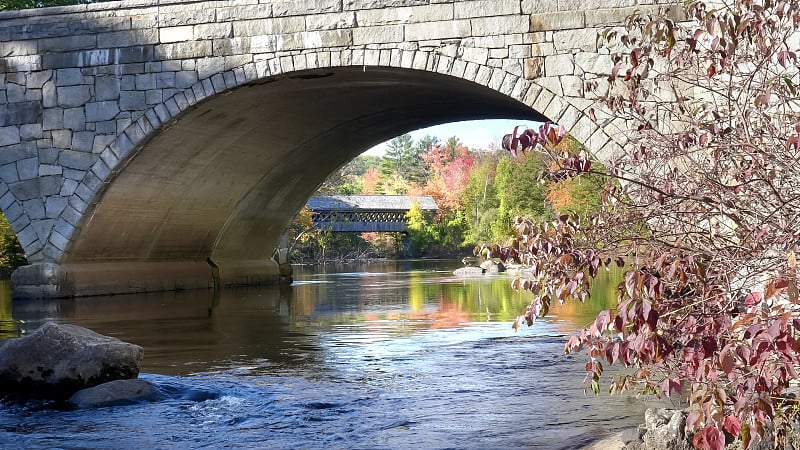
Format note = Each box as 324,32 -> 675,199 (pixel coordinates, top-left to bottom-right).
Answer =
595,309 -> 612,333
693,425 -> 725,450
744,292 -> 762,307
686,410 -> 703,431
723,415 -> 741,436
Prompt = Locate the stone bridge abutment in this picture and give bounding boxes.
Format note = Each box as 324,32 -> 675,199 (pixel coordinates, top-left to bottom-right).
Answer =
0,0 -> 665,297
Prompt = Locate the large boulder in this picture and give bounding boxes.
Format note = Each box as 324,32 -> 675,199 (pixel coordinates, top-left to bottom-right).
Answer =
0,322 -> 143,398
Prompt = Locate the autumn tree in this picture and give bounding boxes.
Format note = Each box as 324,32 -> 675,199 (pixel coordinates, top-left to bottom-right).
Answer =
361,167 -> 381,194
399,141 -> 474,251
419,142 -> 475,211
487,2 -> 800,449
543,136 -> 605,219
411,134 -> 439,181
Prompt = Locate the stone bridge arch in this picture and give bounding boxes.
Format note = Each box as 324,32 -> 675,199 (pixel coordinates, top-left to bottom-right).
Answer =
0,0 -> 664,297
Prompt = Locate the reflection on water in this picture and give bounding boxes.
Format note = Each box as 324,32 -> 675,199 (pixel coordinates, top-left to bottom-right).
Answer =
0,260 -> 662,449
0,281 -> 17,340
548,266 -> 622,332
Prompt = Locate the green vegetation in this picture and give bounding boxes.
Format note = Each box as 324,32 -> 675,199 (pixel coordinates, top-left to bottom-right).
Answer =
289,131 -> 600,262
0,213 -> 26,278
404,202 -> 433,256
0,0 -> 95,10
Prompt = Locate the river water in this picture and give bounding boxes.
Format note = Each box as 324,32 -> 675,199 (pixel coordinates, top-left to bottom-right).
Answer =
0,260 -> 667,449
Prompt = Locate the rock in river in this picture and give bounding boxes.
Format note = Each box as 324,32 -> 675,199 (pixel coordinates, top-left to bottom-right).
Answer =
69,379 -> 164,408
480,260 -> 506,273
0,322 -> 143,398
453,266 -> 485,276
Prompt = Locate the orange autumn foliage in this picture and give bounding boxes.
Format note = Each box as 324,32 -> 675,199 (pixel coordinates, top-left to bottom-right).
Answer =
545,180 -> 575,211
361,167 -> 380,194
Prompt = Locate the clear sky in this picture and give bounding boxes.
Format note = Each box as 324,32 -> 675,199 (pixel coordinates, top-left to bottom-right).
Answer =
363,118 -> 543,155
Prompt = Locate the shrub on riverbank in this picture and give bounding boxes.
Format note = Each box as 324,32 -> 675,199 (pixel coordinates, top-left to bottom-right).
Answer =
494,3 -> 800,449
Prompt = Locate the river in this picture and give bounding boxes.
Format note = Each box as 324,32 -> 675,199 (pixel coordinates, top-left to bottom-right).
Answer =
0,260 -> 668,449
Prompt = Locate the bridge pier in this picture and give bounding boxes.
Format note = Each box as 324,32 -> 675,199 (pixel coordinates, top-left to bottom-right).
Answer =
10,259 -> 282,298
273,234 -> 294,283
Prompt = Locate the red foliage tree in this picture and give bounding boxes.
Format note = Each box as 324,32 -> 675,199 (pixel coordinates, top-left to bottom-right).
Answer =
487,2 -> 800,448
419,143 -> 475,213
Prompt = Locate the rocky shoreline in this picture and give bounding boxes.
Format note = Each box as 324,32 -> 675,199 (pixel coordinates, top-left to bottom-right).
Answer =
580,407 -> 691,450
583,407 -> 800,450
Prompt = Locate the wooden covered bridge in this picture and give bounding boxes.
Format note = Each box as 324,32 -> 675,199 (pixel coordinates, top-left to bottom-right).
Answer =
306,195 -> 438,233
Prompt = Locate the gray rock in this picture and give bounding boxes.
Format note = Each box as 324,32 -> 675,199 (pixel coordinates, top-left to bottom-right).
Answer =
644,407 -> 672,430
640,408 -> 691,450
480,260 -> 506,273
0,322 -> 143,398
453,266 -> 485,276
69,379 -> 164,408
621,426 -> 645,444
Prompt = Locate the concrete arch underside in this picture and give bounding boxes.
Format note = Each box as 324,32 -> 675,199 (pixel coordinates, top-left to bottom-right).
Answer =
15,63 -> 557,297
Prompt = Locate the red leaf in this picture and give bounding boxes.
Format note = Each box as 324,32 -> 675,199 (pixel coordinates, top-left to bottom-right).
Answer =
565,335 -> 581,353
787,135 -> 800,151
701,336 -> 718,356
723,415 -> 741,436
693,425 -> 725,450
519,133 -> 531,150
744,292 -> 762,307
646,309 -> 659,332
614,314 -> 625,332
719,350 -> 734,377
661,378 -> 671,397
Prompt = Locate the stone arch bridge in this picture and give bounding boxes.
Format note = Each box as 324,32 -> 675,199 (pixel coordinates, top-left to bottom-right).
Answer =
0,0 -> 670,297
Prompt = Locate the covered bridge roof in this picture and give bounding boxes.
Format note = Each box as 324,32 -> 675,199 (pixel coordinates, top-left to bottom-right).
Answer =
306,195 -> 438,212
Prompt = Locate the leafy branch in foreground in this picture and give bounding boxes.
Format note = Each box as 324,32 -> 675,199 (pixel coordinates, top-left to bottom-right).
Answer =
485,2 -> 800,449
